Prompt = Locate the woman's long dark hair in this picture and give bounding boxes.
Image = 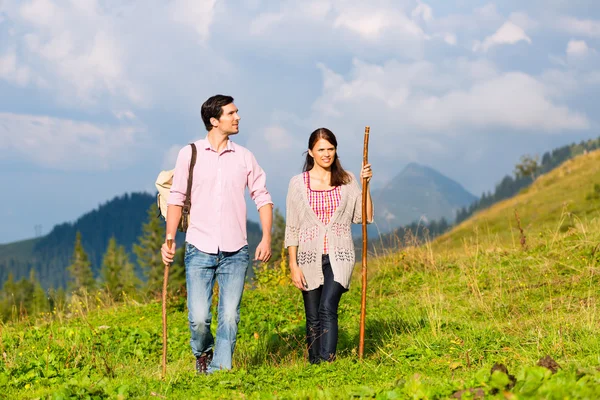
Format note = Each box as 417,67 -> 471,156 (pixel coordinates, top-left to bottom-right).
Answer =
303,127 -> 351,187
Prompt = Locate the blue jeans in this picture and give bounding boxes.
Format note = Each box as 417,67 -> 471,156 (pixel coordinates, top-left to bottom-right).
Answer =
301,255 -> 348,364
185,243 -> 249,373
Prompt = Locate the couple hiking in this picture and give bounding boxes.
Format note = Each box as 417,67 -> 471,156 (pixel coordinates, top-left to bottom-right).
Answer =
160,94 -> 373,374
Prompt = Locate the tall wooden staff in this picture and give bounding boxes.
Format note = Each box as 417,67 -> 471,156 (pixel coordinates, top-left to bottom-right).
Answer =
161,234 -> 173,379
359,126 -> 370,359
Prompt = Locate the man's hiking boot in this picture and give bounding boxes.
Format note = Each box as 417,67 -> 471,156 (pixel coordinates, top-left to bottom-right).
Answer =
195,350 -> 213,375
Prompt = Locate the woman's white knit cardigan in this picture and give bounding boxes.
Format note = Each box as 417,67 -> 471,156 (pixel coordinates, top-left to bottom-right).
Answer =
284,173 -> 373,291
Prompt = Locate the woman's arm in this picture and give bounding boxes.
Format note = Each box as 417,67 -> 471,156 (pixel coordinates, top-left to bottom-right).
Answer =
288,246 -> 307,290
285,177 -> 307,290
352,164 -> 374,224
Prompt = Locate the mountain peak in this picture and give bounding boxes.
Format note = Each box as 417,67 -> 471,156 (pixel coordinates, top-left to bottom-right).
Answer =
373,164 -> 476,232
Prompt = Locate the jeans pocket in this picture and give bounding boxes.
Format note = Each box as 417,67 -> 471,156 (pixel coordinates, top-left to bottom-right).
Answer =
237,245 -> 249,263
185,242 -> 198,264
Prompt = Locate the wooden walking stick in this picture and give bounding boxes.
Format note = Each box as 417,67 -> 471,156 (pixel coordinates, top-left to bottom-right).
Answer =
359,126 -> 370,359
161,234 -> 173,379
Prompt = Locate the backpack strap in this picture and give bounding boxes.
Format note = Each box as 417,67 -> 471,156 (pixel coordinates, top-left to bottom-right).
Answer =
181,143 -> 197,220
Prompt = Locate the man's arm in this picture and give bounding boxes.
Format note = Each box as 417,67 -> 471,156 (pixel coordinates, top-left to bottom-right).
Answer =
161,205 -> 182,265
246,151 -> 274,262
255,204 -> 273,262
161,145 -> 192,265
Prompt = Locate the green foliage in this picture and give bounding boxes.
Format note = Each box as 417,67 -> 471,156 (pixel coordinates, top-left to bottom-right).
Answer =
67,232 -> 95,293
99,237 -> 140,301
31,273 -> 50,316
585,183 -> 600,200
0,270 -> 50,322
514,154 -> 540,180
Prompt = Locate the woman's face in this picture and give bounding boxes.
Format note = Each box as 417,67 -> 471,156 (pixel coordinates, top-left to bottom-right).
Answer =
309,138 -> 336,170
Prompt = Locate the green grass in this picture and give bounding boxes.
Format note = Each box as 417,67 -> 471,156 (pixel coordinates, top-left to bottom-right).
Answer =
3,151 -> 600,398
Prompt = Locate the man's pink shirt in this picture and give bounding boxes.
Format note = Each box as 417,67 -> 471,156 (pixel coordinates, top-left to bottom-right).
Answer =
168,137 -> 273,254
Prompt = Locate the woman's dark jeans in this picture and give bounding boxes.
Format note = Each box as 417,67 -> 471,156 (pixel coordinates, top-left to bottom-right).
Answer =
301,255 -> 348,364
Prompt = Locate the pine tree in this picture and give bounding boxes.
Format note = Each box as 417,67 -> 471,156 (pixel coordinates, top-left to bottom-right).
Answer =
133,203 -> 166,294
0,273 -> 16,321
67,232 -> 95,293
30,270 -> 49,316
100,237 -> 139,301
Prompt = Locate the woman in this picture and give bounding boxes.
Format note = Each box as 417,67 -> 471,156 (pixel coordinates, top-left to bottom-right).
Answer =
285,127 -> 373,364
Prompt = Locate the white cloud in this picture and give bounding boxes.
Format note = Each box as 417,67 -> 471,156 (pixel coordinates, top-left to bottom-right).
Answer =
334,7 -> 425,40
0,50 -> 32,86
249,12 -> 284,35
557,16 -> 600,38
3,0 -> 146,106
1,0 -> 225,110
0,112 -> 144,170
473,21 -> 532,52
508,12 -> 538,31
170,0 -> 217,43
443,33 -> 457,45
19,0 -> 62,27
412,1 -> 433,22
566,39 -> 589,56
263,125 -> 298,151
247,0 -> 427,49
313,58 -> 589,134
114,110 -> 136,120
475,3 -> 500,20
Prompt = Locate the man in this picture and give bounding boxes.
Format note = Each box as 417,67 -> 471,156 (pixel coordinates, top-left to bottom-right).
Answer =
161,94 -> 273,374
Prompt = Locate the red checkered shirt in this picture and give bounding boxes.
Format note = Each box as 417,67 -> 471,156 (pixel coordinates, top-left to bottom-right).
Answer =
304,172 -> 342,254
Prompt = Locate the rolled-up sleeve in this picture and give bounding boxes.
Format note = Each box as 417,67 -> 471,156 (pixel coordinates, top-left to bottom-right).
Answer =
167,146 -> 191,206
246,152 -> 273,210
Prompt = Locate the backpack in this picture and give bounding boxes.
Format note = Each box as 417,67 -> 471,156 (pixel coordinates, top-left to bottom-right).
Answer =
155,143 -> 197,232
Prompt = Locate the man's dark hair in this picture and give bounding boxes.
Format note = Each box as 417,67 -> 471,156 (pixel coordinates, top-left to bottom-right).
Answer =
201,95 -> 234,131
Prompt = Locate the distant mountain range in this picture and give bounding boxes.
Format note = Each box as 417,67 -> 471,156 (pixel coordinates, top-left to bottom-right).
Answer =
371,163 -> 477,232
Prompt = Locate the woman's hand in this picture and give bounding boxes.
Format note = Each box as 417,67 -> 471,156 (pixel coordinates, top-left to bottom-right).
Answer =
361,163 -> 373,183
290,264 -> 308,291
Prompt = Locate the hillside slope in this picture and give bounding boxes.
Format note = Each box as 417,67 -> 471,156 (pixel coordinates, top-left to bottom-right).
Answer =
434,148 -> 600,252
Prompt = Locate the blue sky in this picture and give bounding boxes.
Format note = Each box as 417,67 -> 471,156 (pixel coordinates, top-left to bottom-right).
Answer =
0,0 -> 599,244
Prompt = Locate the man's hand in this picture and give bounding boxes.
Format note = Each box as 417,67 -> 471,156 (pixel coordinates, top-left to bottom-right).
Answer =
290,264 -> 307,291
254,239 -> 272,262
161,240 -> 176,266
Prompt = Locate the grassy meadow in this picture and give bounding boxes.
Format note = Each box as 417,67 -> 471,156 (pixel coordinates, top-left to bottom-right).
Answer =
3,151 -> 600,398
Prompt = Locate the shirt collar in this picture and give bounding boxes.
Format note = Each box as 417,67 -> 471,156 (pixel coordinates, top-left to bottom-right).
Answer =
201,136 -> 236,153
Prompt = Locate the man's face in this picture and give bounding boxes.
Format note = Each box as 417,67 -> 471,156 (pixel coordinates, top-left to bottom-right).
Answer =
212,103 -> 240,135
